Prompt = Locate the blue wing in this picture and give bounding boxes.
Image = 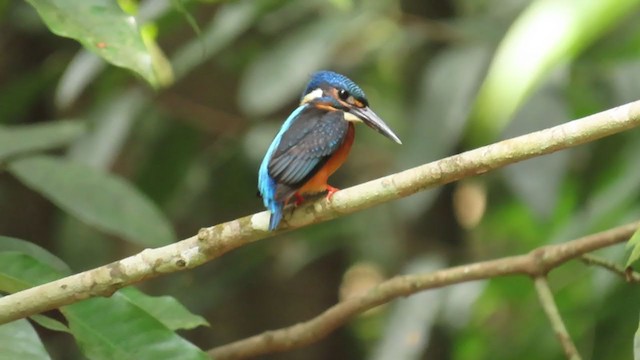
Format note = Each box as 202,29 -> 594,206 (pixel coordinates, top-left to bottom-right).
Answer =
258,105 -> 348,230
269,107 -> 348,192
258,105 -> 306,230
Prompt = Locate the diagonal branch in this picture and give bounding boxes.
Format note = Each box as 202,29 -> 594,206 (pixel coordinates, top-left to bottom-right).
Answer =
207,221 -> 639,360
534,276 -> 582,360
1,100 -> 640,325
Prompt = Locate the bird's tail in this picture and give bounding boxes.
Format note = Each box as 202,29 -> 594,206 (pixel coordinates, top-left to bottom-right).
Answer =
268,202 -> 283,231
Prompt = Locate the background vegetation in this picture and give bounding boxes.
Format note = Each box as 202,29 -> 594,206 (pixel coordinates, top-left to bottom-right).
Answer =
1,0 -> 640,359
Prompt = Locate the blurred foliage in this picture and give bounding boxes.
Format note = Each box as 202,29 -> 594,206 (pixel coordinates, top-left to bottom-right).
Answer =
1,0 -> 640,359
628,228 -> 640,267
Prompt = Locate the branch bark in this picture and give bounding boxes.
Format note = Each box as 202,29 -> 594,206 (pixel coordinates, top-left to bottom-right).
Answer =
1,100 -> 640,325
207,221 -> 639,359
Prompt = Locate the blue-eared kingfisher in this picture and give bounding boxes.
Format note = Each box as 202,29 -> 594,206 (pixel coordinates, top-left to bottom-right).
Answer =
258,71 -> 402,230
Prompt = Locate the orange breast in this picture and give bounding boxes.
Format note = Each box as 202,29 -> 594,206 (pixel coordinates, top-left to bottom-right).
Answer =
298,123 -> 355,194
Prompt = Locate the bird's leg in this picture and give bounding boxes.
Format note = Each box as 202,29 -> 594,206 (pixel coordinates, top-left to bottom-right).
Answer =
325,185 -> 340,200
294,193 -> 305,206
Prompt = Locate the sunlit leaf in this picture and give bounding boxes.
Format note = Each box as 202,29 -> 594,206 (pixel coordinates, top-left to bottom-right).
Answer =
467,0 -> 640,146
0,121 -> 84,161
8,156 -> 175,247
63,294 -> 208,360
24,0 -> 172,88
0,317 -> 50,360
120,287 -> 209,331
626,228 -> 640,267
117,0 -> 137,14
141,23 -> 174,88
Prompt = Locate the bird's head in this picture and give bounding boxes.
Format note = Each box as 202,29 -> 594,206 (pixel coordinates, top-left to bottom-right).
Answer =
301,71 -> 402,144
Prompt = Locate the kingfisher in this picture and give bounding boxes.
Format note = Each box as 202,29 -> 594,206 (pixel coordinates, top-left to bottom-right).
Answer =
258,71 -> 402,231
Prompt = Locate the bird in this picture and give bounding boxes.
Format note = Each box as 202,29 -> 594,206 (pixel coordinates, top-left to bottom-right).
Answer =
258,70 -> 402,231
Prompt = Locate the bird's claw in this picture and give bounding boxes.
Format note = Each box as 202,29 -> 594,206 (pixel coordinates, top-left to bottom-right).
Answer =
326,185 -> 339,201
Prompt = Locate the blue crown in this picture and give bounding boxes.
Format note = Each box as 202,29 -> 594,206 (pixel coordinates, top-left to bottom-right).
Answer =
303,71 -> 367,102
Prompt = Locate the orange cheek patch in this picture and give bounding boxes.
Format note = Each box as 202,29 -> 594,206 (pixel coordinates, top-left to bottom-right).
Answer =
316,103 -> 338,111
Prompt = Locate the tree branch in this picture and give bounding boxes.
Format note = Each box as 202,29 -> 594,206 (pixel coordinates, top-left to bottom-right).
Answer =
207,221 -> 638,360
580,254 -> 640,282
1,100 -> 640,325
534,276 -> 582,360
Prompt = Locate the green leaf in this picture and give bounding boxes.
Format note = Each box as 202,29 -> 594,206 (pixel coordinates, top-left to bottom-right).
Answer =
24,0 -> 173,88
30,314 -> 71,334
626,227 -> 640,267
0,253 -> 63,293
120,287 -> 209,331
0,251 -> 204,359
0,317 -> 50,360
63,294 -> 208,360
467,0 -> 640,146
0,236 -> 70,275
0,121 -> 84,161
8,156 -> 175,247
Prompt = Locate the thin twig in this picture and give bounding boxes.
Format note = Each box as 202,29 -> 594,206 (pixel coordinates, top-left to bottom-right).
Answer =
207,222 -> 638,359
1,99 -> 640,325
580,254 -> 640,282
533,277 -> 582,360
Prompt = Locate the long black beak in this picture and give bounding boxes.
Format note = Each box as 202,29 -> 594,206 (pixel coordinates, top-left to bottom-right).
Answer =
350,106 -> 402,144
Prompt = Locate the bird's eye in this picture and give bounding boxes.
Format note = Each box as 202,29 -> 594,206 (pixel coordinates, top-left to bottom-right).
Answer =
338,89 -> 349,101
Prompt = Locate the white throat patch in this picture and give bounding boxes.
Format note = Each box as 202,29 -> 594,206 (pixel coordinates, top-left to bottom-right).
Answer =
301,88 -> 324,104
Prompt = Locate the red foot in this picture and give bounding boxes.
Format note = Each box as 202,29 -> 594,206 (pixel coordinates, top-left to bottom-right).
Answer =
294,193 -> 305,206
325,185 -> 340,200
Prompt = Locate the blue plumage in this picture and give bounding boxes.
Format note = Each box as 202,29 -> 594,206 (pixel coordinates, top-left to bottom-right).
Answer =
258,70 -> 401,231
304,71 -> 367,104
259,104 -> 308,230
